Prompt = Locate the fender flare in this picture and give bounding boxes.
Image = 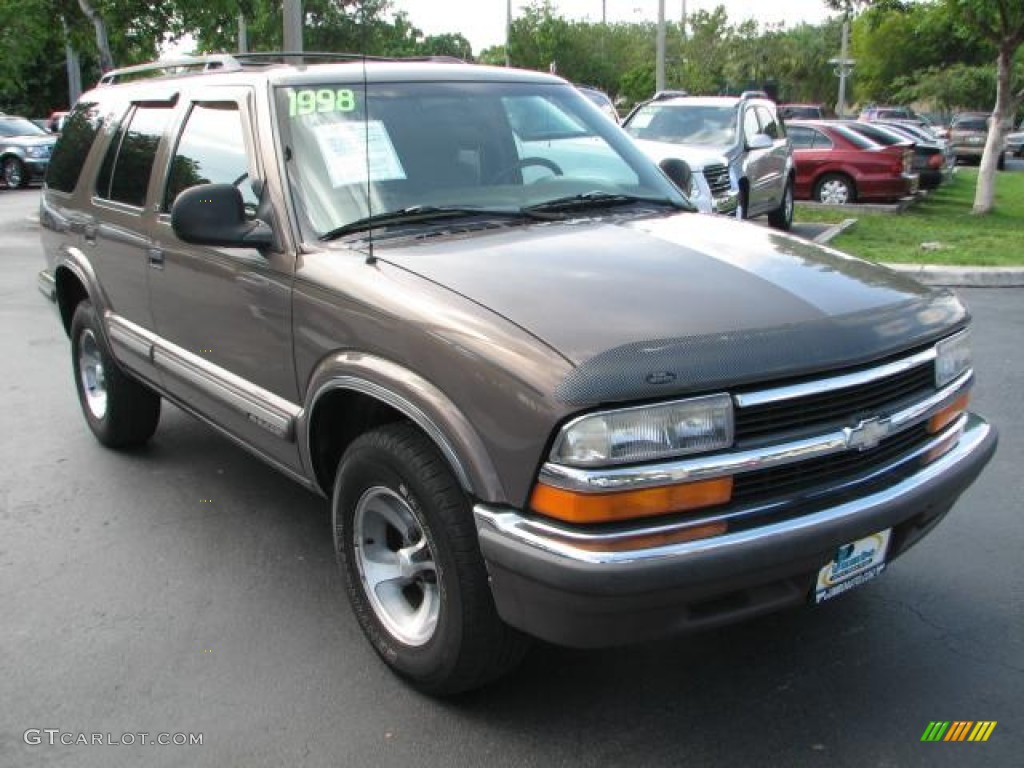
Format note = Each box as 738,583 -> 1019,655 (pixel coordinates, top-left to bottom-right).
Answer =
298,351 -> 507,503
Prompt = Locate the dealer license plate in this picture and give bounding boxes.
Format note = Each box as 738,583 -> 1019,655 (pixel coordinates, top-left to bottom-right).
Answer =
814,529 -> 892,604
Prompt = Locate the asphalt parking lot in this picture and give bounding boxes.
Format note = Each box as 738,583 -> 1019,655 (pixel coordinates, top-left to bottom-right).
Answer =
1,187 -> 1021,767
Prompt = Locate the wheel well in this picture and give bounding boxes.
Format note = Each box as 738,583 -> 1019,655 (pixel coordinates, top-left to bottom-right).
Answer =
309,389 -> 409,494
55,267 -> 88,336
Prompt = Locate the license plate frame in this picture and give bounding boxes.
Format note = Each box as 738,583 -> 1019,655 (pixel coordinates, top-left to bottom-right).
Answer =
813,529 -> 892,604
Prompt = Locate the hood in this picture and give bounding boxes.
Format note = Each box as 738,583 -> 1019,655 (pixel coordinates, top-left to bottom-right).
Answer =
4,134 -> 56,147
374,212 -> 965,404
632,139 -> 729,171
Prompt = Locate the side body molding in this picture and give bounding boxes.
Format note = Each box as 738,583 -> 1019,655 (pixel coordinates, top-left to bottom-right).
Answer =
299,352 -> 507,503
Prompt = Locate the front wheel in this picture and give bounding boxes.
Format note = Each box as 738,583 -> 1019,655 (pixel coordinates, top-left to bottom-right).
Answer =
2,157 -> 28,189
70,301 -> 161,448
332,423 -> 528,695
768,179 -> 794,230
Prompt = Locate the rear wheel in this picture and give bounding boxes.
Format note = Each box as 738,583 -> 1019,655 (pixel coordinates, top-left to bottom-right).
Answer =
768,178 -> 794,230
997,153 -> 1006,171
814,174 -> 855,205
333,423 -> 528,695
70,301 -> 160,448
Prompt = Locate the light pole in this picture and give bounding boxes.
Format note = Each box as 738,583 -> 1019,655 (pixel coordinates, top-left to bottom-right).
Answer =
830,18 -> 855,118
656,0 -> 666,93
506,0 -> 512,67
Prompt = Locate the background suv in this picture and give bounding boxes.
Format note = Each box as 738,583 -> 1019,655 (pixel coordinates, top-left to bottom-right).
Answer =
623,93 -> 795,229
948,112 -> 1005,169
0,115 -> 56,188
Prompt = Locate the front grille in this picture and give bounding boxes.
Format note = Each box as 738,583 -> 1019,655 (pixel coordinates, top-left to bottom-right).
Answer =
702,164 -> 731,198
732,422 -> 931,505
735,361 -> 935,442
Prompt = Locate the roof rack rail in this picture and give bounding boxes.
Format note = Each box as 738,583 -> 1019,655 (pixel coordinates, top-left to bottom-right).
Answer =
650,89 -> 689,101
96,51 -> 468,87
740,90 -> 770,100
98,54 -> 243,86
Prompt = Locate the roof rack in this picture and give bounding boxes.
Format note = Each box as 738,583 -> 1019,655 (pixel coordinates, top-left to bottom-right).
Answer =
98,54 -> 243,86
97,51 -> 467,87
650,89 -> 690,101
740,90 -> 770,100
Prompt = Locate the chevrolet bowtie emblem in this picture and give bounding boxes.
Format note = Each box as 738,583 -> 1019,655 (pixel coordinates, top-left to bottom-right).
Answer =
844,417 -> 892,451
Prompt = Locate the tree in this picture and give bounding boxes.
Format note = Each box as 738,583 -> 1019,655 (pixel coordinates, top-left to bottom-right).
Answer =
830,0 -> 1024,214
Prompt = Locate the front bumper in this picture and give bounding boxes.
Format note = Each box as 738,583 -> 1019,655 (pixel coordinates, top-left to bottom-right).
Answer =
25,158 -> 49,181
475,414 -> 996,648
37,269 -> 56,301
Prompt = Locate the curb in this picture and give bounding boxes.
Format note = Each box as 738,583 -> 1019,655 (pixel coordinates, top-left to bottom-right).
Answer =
813,218 -> 858,244
880,264 -> 1024,288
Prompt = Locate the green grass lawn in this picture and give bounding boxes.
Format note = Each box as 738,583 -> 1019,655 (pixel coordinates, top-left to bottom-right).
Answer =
794,169 -> 1024,265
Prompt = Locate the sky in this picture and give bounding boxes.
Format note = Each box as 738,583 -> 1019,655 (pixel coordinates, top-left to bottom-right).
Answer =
389,0 -> 838,54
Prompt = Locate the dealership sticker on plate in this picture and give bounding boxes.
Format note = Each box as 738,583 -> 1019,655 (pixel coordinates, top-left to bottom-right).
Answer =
814,529 -> 892,604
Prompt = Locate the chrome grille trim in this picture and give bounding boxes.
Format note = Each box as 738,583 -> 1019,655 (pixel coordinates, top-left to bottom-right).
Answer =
734,346 -> 937,408
538,370 -> 971,494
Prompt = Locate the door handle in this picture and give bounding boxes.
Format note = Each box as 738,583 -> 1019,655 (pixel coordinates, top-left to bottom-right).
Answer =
148,248 -> 165,269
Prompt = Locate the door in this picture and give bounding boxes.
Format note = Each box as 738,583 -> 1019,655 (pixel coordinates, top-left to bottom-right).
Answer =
741,105 -> 772,213
87,99 -> 177,384
148,89 -> 301,472
755,106 -> 790,211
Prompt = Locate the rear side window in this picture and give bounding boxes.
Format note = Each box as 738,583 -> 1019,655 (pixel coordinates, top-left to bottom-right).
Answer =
163,102 -> 257,213
96,105 -> 172,207
46,102 -> 103,193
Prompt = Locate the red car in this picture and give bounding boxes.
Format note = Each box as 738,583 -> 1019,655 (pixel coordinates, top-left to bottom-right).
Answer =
787,120 -> 918,204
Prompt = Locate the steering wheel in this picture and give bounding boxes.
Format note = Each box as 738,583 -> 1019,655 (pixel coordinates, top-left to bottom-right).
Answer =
490,157 -> 564,184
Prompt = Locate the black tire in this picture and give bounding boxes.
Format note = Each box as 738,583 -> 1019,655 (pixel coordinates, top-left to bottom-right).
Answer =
333,423 -> 528,695
997,153 -> 1006,171
2,157 -> 28,189
735,184 -> 748,220
768,178 -> 794,231
70,301 -> 161,448
813,173 -> 856,205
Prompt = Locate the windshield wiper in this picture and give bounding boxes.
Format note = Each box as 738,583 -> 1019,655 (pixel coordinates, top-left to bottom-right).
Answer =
521,191 -> 687,215
319,205 -> 550,241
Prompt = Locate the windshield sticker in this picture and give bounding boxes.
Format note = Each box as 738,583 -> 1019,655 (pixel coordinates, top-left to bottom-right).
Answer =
313,120 -> 407,188
288,88 -> 357,117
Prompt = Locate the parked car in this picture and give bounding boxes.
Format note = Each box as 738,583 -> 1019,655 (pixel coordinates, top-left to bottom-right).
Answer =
575,85 -> 620,124
0,114 -> 57,187
622,92 -> 794,228
46,110 -> 69,134
1006,119 -> 1024,158
780,103 -> 828,120
858,105 -> 924,124
39,53 -> 996,694
845,120 -> 951,190
787,119 -> 918,203
948,112 -> 1005,169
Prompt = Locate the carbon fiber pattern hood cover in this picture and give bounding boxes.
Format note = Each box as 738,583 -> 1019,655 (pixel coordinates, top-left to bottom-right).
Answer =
555,292 -> 966,405
374,212 -> 967,405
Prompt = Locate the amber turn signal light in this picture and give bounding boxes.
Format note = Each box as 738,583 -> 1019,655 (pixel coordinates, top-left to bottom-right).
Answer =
530,477 -> 733,525
928,393 -> 969,433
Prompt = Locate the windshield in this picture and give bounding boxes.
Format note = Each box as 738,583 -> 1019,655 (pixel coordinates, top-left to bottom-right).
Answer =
0,117 -> 48,137
275,80 -> 683,239
624,103 -> 737,147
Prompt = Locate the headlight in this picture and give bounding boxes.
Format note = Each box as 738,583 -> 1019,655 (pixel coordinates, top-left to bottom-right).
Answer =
26,146 -> 50,159
551,394 -> 734,467
935,329 -> 971,387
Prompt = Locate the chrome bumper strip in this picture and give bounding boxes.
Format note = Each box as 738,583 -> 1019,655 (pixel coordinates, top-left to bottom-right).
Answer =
475,414 -> 991,566
37,270 -> 56,301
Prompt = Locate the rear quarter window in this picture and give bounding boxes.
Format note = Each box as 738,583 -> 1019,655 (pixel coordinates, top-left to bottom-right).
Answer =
46,102 -> 103,193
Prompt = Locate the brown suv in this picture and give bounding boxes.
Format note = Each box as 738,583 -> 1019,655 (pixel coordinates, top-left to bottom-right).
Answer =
39,54 -> 996,694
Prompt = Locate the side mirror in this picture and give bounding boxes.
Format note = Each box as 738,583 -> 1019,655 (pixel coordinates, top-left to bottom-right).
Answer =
171,183 -> 273,248
748,133 -> 773,150
659,157 -> 693,193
